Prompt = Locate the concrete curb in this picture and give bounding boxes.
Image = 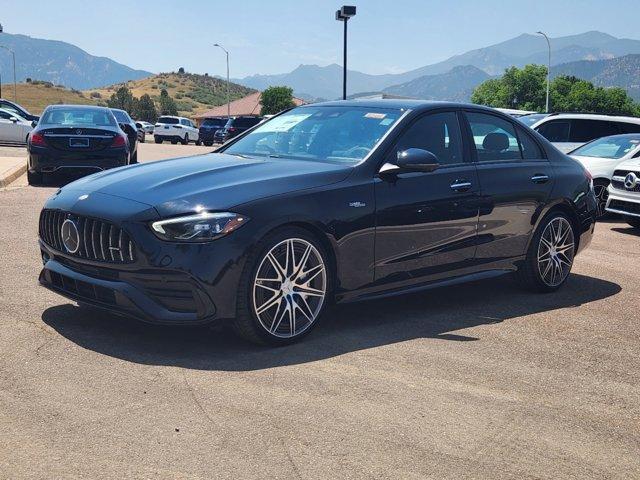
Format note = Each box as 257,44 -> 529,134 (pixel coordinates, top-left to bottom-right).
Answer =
0,162 -> 27,188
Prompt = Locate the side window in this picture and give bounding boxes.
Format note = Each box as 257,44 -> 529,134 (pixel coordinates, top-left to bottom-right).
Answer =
569,120 -> 618,142
0,111 -> 11,120
466,112 -> 521,162
516,126 -> 544,160
536,120 -> 570,142
393,112 -> 464,165
617,122 -> 640,134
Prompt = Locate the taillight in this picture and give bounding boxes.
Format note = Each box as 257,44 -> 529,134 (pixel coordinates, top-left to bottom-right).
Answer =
584,168 -> 594,190
30,132 -> 46,147
111,134 -> 127,148
228,127 -> 236,132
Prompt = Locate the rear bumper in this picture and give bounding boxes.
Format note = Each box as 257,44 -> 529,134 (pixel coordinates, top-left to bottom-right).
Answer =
29,149 -> 128,174
198,130 -> 218,141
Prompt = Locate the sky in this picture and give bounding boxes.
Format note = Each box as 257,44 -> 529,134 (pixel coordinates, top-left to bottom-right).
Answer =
2,0 -> 639,78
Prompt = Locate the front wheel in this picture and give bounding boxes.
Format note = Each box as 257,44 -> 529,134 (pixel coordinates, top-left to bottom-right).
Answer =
593,180 -> 609,219
233,228 -> 330,345
182,134 -> 189,145
517,212 -> 576,292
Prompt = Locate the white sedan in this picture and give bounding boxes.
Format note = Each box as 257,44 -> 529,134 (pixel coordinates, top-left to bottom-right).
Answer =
570,134 -> 640,218
0,108 -> 33,144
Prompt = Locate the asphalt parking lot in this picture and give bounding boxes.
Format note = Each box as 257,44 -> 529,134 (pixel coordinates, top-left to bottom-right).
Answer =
1,144 -> 639,479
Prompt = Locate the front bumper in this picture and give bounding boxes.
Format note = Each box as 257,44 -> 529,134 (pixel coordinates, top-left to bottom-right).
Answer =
606,188 -> 640,217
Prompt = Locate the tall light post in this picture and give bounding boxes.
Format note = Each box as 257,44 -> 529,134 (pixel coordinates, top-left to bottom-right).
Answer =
0,46 -> 17,102
537,31 -> 551,113
335,5 -> 356,100
214,43 -> 230,119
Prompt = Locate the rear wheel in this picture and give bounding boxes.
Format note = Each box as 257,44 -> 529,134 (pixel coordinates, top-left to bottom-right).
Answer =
182,134 -> 189,145
204,141 -> 213,147
154,137 -> 162,144
27,169 -> 42,186
517,212 -> 576,292
195,139 -> 202,146
233,228 -> 330,345
593,180 -> 609,219
626,216 -> 640,229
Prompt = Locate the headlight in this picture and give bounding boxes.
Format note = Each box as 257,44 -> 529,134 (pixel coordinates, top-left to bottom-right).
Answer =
151,212 -> 249,242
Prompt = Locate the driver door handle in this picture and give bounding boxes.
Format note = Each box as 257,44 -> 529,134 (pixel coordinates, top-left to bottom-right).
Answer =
450,180 -> 472,192
531,174 -> 550,184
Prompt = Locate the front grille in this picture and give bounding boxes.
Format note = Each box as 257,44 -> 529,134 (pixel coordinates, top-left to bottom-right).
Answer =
608,199 -> 640,215
611,170 -> 640,192
39,209 -> 135,263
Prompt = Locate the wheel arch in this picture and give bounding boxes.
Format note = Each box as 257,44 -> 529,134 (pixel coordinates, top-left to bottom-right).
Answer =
529,200 -> 583,252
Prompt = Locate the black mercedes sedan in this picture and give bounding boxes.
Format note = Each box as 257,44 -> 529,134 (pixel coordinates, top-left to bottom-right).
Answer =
37,100 -> 597,345
27,105 -> 132,185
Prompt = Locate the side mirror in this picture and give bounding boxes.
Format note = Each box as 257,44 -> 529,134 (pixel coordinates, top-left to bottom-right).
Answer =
31,120 -> 38,128
396,148 -> 439,173
9,116 -> 18,123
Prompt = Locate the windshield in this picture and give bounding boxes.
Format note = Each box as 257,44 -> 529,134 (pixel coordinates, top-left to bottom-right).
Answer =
157,116 -> 179,125
518,113 -> 549,127
40,107 -> 116,126
223,106 -> 403,163
571,135 -> 640,159
202,118 -> 226,127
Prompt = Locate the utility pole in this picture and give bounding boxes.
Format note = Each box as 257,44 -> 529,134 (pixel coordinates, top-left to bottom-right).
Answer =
536,31 -> 551,113
214,43 -> 230,119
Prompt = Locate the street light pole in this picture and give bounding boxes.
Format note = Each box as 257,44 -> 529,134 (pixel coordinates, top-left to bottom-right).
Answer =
214,43 -> 230,119
335,6 -> 356,100
537,31 -> 551,113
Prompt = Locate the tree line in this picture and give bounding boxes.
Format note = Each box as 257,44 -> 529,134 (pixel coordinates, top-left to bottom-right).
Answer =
106,86 -> 179,123
471,64 -> 639,116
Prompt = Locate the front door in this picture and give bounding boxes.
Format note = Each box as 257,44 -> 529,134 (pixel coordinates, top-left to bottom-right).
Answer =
374,110 -> 480,289
463,110 -> 554,263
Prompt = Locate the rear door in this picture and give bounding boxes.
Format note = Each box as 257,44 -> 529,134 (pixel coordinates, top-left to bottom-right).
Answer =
374,110 -> 480,287
464,110 -> 554,263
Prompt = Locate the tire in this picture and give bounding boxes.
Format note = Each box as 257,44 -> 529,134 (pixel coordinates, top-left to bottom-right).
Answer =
154,137 -> 162,144
593,180 -> 609,219
170,139 -> 178,145
182,134 -> 189,145
27,169 -> 42,186
195,139 -> 202,146
232,227 -> 331,345
516,211 -> 576,292
204,141 -> 213,147
626,216 -> 640,229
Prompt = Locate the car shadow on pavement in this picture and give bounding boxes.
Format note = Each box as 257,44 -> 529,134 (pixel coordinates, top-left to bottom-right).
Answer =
612,226 -> 640,237
42,273 -> 620,371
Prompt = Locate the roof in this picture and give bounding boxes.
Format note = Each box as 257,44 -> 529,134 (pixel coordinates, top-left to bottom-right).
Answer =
537,113 -> 640,123
194,91 -> 306,119
304,99 -> 508,114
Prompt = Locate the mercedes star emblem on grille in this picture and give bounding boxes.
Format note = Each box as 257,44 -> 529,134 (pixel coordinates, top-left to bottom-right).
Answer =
76,129 -> 83,135
624,172 -> 638,190
61,219 -> 80,254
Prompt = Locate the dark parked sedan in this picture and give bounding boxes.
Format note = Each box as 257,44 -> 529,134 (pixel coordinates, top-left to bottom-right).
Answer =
37,101 -> 596,345
111,108 -> 139,163
214,115 -> 262,143
198,117 -> 227,146
27,105 -> 131,185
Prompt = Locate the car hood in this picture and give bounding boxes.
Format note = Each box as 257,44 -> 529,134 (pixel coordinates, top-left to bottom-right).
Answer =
62,152 -> 353,216
570,155 -> 626,178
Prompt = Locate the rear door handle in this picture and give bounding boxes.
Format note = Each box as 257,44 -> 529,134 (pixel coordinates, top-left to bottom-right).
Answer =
450,180 -> 472,192
531,174 -> 550,184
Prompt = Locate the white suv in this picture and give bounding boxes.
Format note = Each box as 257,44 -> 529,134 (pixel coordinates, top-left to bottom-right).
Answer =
532,114 -> 640,153
154,116 -> 200,145
606,159 -> 640,229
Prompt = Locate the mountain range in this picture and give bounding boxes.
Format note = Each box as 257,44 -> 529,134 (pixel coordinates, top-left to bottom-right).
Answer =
235,31 -> 640,101
0,33 -> 151,90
